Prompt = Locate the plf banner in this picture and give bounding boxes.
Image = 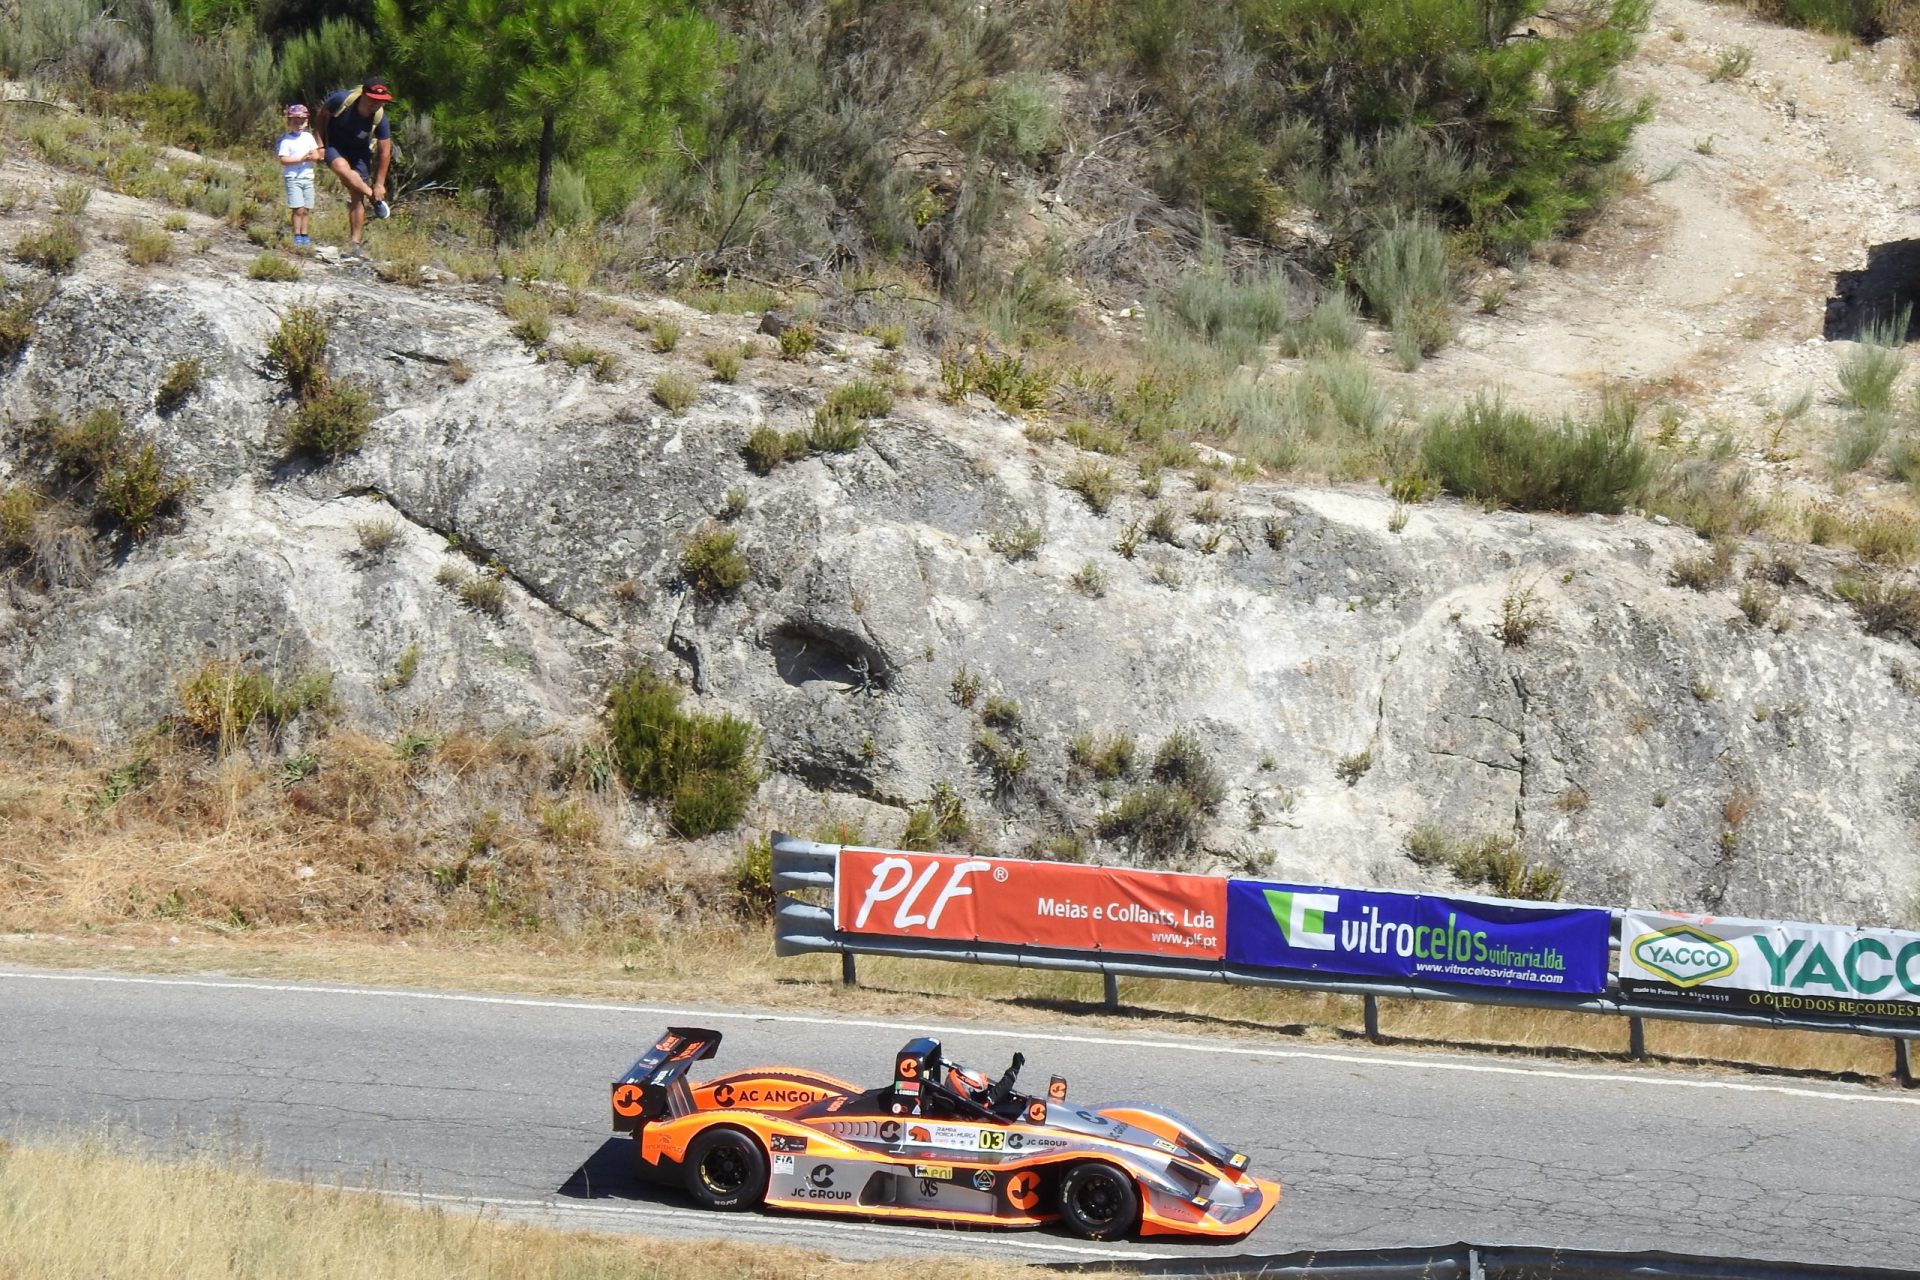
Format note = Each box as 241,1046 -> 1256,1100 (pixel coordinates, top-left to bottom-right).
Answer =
1226,880 -> 1612,994
835,848 -> 1226,960
1619,910 -> 1920,1024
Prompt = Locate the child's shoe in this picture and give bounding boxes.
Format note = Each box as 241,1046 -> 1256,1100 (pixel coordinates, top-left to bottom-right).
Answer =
293,234 -> 310,247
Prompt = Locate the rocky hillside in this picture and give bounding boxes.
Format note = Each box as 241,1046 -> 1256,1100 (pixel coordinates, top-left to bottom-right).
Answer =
2,0 -> 1919,936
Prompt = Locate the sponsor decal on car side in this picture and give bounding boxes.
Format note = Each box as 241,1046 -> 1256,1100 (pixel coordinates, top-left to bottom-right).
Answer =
771,1134 -> 808,1153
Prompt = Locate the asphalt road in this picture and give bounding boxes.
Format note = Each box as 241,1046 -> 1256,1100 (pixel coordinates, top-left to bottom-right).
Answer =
2,968 -> 1918,1268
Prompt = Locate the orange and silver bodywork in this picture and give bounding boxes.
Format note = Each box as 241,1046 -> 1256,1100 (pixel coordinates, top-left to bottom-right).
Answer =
609,1026 -> 1280,1240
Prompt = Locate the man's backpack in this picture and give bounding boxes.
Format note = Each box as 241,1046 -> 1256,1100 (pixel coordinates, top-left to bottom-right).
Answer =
335,87 -> 386,133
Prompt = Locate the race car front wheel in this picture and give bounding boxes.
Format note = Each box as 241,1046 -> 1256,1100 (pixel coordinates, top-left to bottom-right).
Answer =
683,1128 -> 769,1211
1057,1162 -> 1140,1240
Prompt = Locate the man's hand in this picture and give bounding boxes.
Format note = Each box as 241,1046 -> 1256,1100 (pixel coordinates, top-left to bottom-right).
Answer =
372,182 -> 387,202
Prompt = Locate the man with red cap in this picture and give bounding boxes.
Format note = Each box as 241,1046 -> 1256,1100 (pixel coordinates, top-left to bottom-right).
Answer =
315,81 -> 395,258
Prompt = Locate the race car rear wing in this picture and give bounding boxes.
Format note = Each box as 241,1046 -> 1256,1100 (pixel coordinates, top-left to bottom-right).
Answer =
611,1026 -> 720,1133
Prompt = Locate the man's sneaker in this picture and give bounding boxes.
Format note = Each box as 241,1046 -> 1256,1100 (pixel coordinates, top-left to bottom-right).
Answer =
373,199 -> 391,220
344,241 -> 366,259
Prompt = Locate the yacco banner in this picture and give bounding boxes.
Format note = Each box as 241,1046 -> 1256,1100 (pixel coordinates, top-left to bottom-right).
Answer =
834,848 -> 1226,960
1226,881 -> 1611,994
1619,910 -> 1920,1024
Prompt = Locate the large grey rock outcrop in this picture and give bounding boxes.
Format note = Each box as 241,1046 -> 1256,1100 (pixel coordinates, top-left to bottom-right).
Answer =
1,248 -> 1915,928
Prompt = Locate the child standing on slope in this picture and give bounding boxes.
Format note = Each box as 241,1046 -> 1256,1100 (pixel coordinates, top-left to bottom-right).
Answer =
277,104 -> 322,248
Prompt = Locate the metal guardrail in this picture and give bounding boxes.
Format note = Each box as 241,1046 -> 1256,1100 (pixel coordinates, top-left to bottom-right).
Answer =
1047,1242 -> 1920,1279
770,836 -> 1919,1085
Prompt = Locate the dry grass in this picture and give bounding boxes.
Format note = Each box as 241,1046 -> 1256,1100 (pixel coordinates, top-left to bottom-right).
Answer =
0,705 -> 1904,1085
0,1139 -> 1086,1280
0,704 -> 747,939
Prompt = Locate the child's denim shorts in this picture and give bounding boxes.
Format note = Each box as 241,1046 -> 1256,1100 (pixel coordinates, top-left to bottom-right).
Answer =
284,171 -> 315,209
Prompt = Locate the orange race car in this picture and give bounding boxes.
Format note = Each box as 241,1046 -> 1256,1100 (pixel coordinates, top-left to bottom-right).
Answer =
609,1026 -> 1281,1241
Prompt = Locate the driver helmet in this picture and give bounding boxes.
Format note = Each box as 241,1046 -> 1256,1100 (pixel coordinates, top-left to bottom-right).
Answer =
946,1063 -> 991,1100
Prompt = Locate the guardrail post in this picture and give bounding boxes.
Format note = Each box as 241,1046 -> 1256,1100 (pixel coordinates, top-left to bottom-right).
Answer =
1363,994 -> 1382,1043
1103,972 -> 1120,1011
1629,1016 -> 1647,1061
840,952 -> 858,988
1897,1038 -> 1915,1088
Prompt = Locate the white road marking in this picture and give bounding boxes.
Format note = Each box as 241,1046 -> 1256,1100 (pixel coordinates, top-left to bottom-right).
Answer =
3,969 -> 1916,1109
361,1187 -> 1161,1259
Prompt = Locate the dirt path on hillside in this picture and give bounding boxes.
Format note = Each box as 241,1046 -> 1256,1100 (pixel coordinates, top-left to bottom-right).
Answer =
1422,0 -> 1920,499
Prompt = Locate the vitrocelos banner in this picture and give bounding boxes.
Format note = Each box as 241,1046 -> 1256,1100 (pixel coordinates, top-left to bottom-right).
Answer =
1619,910 -> 1920,1024
834,848 -> 1226,960
1225,880 -> 1612,994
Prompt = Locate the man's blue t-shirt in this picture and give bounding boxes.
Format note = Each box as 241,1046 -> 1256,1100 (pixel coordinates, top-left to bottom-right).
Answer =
322,90 -> 392,162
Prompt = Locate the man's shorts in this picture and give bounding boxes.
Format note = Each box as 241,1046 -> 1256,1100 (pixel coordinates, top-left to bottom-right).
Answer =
283,170 -> 315,209
325,148 -> 373,186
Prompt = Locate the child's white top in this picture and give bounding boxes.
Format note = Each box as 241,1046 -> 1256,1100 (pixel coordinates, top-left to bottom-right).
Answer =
278,130 -> 315,178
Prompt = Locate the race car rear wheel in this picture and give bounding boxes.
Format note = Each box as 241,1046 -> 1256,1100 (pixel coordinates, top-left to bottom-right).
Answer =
1057,1161 -> 1140,1240
683,1128 -> 769,1211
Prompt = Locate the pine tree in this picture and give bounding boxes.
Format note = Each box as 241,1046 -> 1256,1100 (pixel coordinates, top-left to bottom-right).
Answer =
375,0 -> 720,226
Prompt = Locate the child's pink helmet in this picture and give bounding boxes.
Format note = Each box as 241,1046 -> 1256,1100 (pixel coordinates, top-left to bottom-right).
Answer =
285,104 -> 309,118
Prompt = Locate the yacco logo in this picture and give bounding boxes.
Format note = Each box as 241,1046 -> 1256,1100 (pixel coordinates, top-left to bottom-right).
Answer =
851,855 -> 992,932
1632,926 -> 1738,987
1265,890 -> 1338,951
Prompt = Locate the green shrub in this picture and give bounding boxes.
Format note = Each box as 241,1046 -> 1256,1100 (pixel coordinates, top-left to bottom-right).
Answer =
1838,309 -> 1907,413
1670,539 -> 1736,591
777,323 -> 817,360
0,288 -> 47,361
53,182 -> 93,218
48,408 -> 126,479
1098,784 -> 1202,862
124,223 -> 175,267
15,221 -> 84,273
807,408 -> 867,453
682,527 -> 750,596
1069,731 -> 1136,780
987,521 -> 1045,560
973,728 -> 1029,795
652,371 -> 697,415
267,306 -> 330,400
1166,255 -> 1291,363
502,287 -> 552,347
554,341 -> 620,381
1151,729 -> 1225,811
248,252 -> 301,282
651,320 -> 683,353
980,694 -> 1021,730
1277,285 -> 1363,357
95,442 -> 188,539
901,780 -> 972,851
1062,459 -> 1118,514
155,359 -> 204,415
1709,44 -> 1754,81
963,70 -> 1060,160
1355,219 -> 1452,359
743,424 -> 809,474
178,659 -> 333,752
287,380 -> 375,459
732,835 -> 775,915
822,379 -> 894,419
1835,573 -> 1920,642
452,571 -> 505,617
1422,392 -> 1652,513
607,669 -> 760,837
1832,412 -> 1890,474
1455,834 -> 1563,901
705,344 -> 742,382
944,350 -> 1050,414
0,483 -> 43,556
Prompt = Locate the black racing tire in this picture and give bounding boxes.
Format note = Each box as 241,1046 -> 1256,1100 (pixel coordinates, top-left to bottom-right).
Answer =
683,1127 -> 769,1211
1056,1161 -> 1140,1240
